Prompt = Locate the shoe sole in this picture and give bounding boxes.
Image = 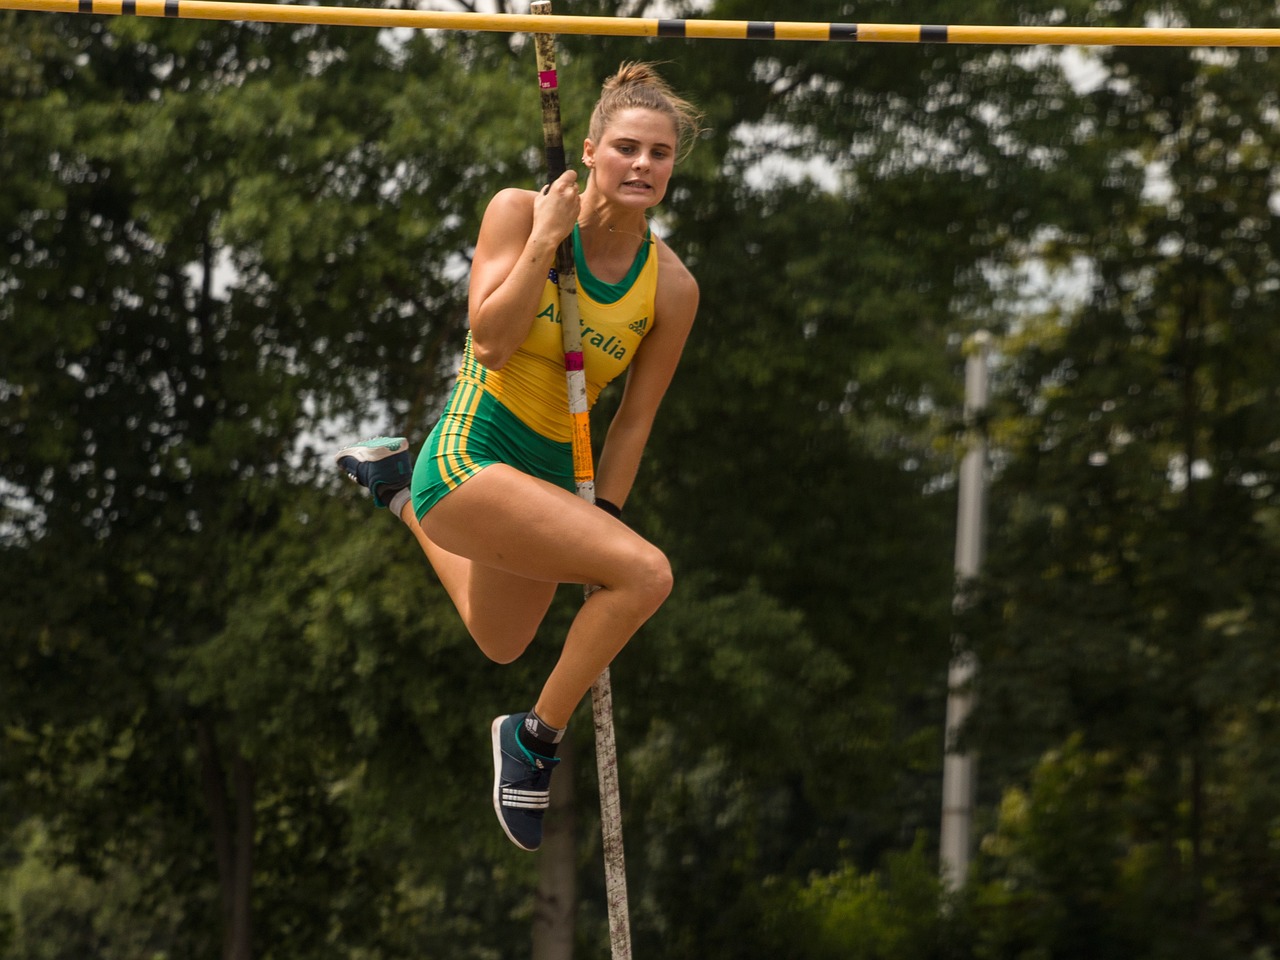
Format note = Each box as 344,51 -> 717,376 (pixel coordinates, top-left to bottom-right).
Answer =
491,715 -> 538,852
333,437 -> 407,465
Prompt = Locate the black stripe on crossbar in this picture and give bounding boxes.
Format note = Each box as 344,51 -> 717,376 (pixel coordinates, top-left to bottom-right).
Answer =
123,0 -> 136,12
78,0 -> 91,12
920,24 -> 949,42
164,0 -> 179,15
746,21 -> 774,39
656,19 -> 686,38
829,23 -> 858,41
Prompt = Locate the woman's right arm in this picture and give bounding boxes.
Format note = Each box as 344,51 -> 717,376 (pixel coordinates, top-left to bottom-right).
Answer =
468,171 -> 580,370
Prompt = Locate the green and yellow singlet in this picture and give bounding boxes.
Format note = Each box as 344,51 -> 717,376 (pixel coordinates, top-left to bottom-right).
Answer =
459,224 -> 657,442
411,225 -> 657,519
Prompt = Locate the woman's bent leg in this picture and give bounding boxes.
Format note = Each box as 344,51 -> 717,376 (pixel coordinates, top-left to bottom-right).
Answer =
398,499 -> 556,664
420,464 -> 673,728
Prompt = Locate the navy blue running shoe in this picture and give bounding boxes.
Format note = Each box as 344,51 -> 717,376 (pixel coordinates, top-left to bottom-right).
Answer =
334,436 -> 412,508
491,713 -> 559,852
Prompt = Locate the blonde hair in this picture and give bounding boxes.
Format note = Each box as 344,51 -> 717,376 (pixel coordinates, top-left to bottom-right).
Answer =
587,61 -> 703,161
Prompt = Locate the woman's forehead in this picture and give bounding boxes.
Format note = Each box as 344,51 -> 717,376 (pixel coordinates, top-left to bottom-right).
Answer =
599,107 -> 678,144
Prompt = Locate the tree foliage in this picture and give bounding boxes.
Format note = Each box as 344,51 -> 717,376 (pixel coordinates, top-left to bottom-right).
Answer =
964,1 -> 1280,955
5,0 -> 1280,957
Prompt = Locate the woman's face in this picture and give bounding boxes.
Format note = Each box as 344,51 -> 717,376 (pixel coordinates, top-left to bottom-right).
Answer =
584,107 -> 679,210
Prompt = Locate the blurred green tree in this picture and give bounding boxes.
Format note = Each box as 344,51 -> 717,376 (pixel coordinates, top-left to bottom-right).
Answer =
966,1 -> 1280,955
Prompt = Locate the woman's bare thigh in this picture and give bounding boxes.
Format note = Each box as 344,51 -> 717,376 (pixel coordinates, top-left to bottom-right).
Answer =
418,464 -> 617,662
420,463 -> 653,587
453,556 -> 557,663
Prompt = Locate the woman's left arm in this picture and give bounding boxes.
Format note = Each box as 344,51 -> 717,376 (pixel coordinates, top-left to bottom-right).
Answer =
594,243 -> 700,510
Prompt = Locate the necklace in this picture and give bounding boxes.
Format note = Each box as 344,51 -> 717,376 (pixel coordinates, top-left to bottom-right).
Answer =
606,223 -> 655,245
577,219 -> 655,245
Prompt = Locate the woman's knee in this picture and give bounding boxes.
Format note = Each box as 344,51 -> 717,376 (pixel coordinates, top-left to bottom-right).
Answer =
471,627 -> 535,665
465,601 -> 540,660
627,542 -> 674,612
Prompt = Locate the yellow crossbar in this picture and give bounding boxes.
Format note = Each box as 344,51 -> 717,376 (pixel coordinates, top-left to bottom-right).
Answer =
3,0 -> 1280,47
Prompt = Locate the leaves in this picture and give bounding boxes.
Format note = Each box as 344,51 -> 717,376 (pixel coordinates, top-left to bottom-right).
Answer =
6,0 -> 1280,957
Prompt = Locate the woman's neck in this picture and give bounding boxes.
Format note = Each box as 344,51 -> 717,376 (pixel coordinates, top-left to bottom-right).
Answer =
576,188 -> 649,246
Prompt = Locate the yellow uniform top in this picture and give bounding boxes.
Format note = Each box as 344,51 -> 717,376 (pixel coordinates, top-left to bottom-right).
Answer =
457,225 -> 658,442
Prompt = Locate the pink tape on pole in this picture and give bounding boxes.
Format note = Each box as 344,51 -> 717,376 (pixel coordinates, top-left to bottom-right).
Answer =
539,69 -> 558,89
565,351 -> 584,371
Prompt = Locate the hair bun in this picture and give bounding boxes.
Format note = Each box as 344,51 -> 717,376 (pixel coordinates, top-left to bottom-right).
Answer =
589,61 -> 704,160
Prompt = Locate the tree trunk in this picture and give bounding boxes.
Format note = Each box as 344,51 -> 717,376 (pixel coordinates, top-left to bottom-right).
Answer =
197,717 -> 255,960
533,737 -> 577,960
229,751 -> 255,960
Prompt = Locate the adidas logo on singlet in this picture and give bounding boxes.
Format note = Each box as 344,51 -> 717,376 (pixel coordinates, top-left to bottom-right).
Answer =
628,316 -> 649,335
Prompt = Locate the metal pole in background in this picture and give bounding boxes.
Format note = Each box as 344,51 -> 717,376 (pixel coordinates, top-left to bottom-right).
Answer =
940,331 -> 991,893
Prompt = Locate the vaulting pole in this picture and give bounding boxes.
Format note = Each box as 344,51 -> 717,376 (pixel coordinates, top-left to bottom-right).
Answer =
7,0 -> 1280,47
531,4 -> 632,958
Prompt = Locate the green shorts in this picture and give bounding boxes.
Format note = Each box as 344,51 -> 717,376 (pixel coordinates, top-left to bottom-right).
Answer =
411,379 -> 575,520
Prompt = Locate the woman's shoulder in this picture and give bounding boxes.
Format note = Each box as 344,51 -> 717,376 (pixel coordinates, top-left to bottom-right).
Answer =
651,237 -> 699,330
483,186 -> 538,220
475,187 -> 541,252
654,236 -> 699,300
